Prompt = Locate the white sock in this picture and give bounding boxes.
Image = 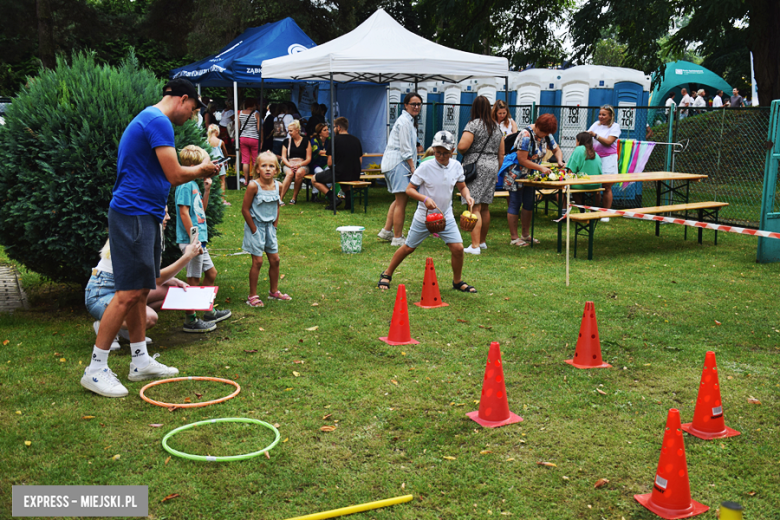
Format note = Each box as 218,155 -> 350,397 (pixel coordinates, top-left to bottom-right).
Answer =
130,341 -> 150,368
88,345 -> 109,373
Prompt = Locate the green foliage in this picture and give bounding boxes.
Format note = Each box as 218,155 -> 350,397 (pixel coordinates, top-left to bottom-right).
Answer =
0,51 -> 222,286
592,38 -> 625,67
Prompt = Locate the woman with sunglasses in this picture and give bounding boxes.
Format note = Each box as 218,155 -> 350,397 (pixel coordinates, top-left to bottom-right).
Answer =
587,105 -> 621,220
378,92 -> 422,247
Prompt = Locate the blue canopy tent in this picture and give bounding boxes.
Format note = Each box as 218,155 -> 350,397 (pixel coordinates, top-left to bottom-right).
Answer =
170,18 -> 316,186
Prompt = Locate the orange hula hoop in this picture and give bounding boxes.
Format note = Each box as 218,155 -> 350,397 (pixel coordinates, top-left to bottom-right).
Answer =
139,376 -> 241,408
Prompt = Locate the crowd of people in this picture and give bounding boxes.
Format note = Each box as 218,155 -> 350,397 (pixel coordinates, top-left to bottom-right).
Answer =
665,87 -> 746,119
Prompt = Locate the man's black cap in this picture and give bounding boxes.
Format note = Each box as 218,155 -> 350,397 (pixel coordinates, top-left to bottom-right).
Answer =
162,78 -> 206,109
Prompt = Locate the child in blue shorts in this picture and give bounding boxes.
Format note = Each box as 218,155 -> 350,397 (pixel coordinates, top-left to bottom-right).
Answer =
377,131 -> 477,293
241,151 -> 291,307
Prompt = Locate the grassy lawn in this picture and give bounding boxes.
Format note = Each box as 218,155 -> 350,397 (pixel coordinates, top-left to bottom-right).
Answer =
1,188 -> 778,519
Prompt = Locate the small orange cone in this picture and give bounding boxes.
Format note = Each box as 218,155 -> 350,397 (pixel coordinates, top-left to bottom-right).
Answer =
414,257 -> 449,309
634,408 -> 709,519
565,301 -> 612,369
467,342 -> 523,428
682,351 -> 740,440
379,284 -> 419,346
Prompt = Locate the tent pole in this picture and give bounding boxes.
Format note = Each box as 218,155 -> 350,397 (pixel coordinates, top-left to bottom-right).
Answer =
330,73 -> 337,215
260,78 -> 265,150
198,84 -> 201,96
234,82 -> 240,190
504,75 -> 509,104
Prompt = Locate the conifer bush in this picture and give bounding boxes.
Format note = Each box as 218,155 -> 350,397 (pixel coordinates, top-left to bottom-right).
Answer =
0,52 -> 223,286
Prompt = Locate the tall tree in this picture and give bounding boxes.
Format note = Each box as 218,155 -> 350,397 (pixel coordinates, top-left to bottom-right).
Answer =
570,0 -> 779,105
36,0 -> 56,69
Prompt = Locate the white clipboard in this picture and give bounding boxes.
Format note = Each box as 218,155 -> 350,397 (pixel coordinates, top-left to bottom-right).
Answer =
161,286 -> 219,311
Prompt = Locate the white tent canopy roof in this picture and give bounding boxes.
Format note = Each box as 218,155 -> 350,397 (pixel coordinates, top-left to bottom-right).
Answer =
261,9 -> 509,84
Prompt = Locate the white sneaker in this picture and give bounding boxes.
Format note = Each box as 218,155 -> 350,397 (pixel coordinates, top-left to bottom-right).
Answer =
377,229 -> 393,241
81,367 -> 128,398
390,237 -> 405,247
464,245 -> 481,255
93,321 -> 121,351
600,217 -> 610,222
128,354 -> 179,382
117,328 -> 152,344
479,242 -> 487,249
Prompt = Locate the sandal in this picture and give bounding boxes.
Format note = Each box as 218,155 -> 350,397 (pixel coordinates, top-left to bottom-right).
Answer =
521,236 -> 540,245
452,281 -> 477,293
246,295 -> 264,308
377,271 -> 392,290
268,290 -> 292,301
289,199 -> 297,205
509,238 -> 528,247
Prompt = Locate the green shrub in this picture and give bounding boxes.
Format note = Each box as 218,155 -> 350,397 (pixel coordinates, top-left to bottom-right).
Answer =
0,51 -> 223,286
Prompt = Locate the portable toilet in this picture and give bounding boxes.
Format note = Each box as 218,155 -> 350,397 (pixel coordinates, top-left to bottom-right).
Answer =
424,81 -> 445,148
416,87 -> 428,148
475,77 -> 498,104
557,66 -> 608,160
387,84 -> 402,139
511,69 -> 561,128
605,66 -> 651,140
442,84 -> 462,144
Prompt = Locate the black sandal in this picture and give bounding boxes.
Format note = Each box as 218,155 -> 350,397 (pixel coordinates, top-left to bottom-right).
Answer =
452,281 -> 477,293
378,272 -> 392,290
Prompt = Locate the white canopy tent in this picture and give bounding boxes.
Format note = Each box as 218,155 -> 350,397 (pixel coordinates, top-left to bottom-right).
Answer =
262,9 -> 509,213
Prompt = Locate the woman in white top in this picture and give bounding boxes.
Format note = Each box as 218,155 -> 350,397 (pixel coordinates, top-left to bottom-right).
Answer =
492,100 -> 517,138
587,105 -> 621,218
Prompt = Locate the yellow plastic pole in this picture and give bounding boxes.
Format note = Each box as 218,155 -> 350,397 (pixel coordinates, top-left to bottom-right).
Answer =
283,494 -> 413,520
719,501 -> 744,520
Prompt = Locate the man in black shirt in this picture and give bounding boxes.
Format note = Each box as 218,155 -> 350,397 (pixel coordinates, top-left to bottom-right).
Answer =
305,103 -> 326,137
312,117 -> 363,210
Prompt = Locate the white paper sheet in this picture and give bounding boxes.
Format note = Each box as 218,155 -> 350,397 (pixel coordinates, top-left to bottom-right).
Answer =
161,286 -> 218,311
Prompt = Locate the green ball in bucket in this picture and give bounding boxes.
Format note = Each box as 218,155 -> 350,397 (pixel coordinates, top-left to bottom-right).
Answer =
336,226 -> 366,254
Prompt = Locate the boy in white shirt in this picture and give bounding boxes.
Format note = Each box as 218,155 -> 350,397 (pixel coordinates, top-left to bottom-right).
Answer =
377,131 -> 478,294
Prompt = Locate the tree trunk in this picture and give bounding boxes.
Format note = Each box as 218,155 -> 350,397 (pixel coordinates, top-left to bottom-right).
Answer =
747,0 -> 780,105
37,0 -> 56,69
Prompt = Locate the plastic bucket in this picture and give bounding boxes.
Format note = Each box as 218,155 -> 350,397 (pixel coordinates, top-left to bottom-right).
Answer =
336,226 -> 365,254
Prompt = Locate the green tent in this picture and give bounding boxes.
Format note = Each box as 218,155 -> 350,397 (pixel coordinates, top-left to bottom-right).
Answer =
649,60 -> 732,110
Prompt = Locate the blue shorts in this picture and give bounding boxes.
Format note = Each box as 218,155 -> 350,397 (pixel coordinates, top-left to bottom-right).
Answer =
108,208 -> 161,291
508,188 -> 535,215
384,162 -> 411,194
84,269 -> 116,320
405,215 -> 463,249
242,221 -> 279,256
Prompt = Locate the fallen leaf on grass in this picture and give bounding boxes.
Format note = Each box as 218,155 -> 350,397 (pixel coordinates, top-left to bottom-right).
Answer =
2,340 -> 8,345
747,396 -> 761,405
504,297 -> 510,301
391,379 -> 398,386
150,424 -> 163,428
305,326 -> 319,331
167,406 -> 178,412
224,297 -> 231,304
280,274 -> 286,280
596,388 -> 607,395
322,413 -> 332,420
195,393 -> 202,399
537,461 -> 557,468
320,425 -> 337,432
282,438 -> 288,443
443,456 -> 456,460
244,349 -> 258,353
480,450 -> 492,455
24,440 -> 31,446
164,456 -> 171,465
478,325 -> 493,330
112,454 -> 121,461
82,415 -> 95,420
293,371 -> 301,377
293,360 -> 304,364
401,482 -> 406,490
456,319 -> 468,323
265,452 -> 270,459
714,320 -> 722,325
161,494 -> 180,503
184,398 -> 191,403
594,478 -> 610,488
311,302 -> 319,307
746,491 -> 756,497
258,327 -> 265,332
59,358 -> 66,362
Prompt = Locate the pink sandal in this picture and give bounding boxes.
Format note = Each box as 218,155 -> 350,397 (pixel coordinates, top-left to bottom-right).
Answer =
268,291 -> 292,301
246,295 -> 264,307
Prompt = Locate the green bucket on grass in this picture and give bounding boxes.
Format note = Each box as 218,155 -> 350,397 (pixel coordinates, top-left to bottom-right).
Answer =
336,226 -> 365,254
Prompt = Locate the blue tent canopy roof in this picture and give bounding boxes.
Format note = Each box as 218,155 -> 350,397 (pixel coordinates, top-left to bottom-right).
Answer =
650,61 -> 732,107
169,18 -> 316,87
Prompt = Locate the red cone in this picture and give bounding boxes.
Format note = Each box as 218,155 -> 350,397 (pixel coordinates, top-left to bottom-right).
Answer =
634,409 -> 709,519
681,351 -> 740,440
414,257 -> 449,309
379,284 -> 419,346
565,301 -> 612,369
467,342 -> 523,428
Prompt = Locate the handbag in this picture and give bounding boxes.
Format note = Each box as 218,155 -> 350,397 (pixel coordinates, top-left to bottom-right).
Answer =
462,129 -> 491,183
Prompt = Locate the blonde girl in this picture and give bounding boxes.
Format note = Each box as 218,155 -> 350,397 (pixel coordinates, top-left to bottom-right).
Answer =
492,100 -> 517,137
241,151 -> 291,307
208,124 -> 230,206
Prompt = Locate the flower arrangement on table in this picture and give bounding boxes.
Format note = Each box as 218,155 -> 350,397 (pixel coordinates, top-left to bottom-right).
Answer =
527,166 -> 590,182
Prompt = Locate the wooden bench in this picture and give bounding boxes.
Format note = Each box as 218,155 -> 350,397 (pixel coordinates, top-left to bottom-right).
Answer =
338,181 -> 372,213
568,201 -> 729,260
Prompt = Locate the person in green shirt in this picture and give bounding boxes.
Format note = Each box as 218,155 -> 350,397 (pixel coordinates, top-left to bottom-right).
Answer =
569,132 -> 603,207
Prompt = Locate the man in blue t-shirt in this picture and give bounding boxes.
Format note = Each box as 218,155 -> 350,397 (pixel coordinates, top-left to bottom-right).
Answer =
81,78 -> 220,399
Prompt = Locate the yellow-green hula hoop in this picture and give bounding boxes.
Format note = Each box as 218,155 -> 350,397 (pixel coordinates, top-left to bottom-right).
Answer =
162,418 -> 280,462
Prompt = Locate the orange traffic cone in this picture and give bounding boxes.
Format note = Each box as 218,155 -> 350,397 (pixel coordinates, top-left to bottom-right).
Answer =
467,342 -> 523,428
565,301 -> 612,369
379,284 -> 420,346
414,257 -> 449,309
634,408 -> 709,519
682,351 -> 740,440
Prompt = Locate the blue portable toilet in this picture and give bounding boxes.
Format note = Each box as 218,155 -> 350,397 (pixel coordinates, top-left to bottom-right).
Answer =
510,69 -> 561,128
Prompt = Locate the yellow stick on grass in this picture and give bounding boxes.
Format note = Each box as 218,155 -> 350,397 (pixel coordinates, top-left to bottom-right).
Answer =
283,494 -> 413,520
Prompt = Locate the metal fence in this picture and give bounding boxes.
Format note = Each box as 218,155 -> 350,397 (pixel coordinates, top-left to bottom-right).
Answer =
390,102 -> 770,227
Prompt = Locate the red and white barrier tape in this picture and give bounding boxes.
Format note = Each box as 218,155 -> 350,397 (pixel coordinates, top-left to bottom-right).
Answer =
567,204 -> 780,240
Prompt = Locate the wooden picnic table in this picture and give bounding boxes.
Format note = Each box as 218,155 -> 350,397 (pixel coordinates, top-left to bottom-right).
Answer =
517,171 -> 708,285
